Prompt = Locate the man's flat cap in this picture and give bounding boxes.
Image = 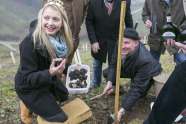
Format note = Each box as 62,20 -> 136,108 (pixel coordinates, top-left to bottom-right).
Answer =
124,28 -> 140,40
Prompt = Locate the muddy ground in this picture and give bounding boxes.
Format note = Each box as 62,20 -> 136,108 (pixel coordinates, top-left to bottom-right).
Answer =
0,51 -> 183,124
1,81 -> 155,124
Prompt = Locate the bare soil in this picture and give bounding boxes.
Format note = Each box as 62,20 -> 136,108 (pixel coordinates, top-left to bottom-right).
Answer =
1,83 -> 156,124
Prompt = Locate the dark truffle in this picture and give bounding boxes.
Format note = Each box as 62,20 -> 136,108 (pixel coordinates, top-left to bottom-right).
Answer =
68,68 -> 88,88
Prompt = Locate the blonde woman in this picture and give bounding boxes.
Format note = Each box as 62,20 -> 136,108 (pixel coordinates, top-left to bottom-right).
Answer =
15,0 -> 73,123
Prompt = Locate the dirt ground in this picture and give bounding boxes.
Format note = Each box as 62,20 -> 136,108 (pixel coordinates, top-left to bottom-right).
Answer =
0,53 -> 183,124
2,83 -> 155,124
1,65 -> 185,124
83,85 -> 156,124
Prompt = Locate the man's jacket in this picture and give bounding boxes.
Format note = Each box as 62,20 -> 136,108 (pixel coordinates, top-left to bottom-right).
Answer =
86,0 -> 133,63
107,42 -> 162,110
142,0 -> 185,54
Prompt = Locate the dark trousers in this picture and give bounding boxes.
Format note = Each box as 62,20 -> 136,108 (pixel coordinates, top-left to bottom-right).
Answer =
144,61 -> 186,124
41,110 -> 68,123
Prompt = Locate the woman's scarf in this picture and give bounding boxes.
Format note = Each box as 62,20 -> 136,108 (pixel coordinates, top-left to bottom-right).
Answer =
48,34 -> 68,58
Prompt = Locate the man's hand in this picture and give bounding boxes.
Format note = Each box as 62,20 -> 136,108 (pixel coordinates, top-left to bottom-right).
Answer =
164,39 -> 186,54
91,42 -> 100,53
110,108 -> 125,124
117,107 -> 125,122
103,81 -> 114,95
175,42 -> 186,54
145,20 -> 152,29
49,59 -> 66,76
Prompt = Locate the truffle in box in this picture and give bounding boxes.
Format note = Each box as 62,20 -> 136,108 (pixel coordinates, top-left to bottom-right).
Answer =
66,64 -> 90,94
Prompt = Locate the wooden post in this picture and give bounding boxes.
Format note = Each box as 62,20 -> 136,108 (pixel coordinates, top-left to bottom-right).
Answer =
10,51 -> 16,64
86,44 -> 88,51
144,36 -> 147,45
0,58 -> 1,69
74,49 -> 82,64
83,44 -> 85,51
114,1 -> 126,124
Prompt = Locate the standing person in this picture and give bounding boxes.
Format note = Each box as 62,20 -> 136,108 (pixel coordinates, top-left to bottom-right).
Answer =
144,21 -> 186,123
86,0 -> 133,88
15,1 -> 73,123
103,28 -> 162,123
142,0 -> 186,64
42,0 -> 88,63
143,40 -> 186,124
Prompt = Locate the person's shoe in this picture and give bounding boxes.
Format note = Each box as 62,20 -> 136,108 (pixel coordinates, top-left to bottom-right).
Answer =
174,114 -> 183,122
89,85 -> 95,90
178,113 -> 186,123
20,101 -> 33,124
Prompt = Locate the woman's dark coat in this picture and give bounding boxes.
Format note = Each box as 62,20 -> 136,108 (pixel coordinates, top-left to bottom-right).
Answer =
15,20 -> 69,117
107,42 -> 162,111
86,0 -> 133,63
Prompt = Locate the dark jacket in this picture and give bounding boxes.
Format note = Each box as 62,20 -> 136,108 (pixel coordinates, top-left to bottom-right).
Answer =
142,0 -> 185,54
15,20 -> 69,117
179,20 -> 186,32
107,42 -> 162,111
144,61 -> 186,124
86,0 -> 133,63
62,0 -> 89,63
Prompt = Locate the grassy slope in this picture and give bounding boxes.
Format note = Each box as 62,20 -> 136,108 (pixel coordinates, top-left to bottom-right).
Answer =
0,0 -> 40,41
0,41 -> 176,123
0,1 -> 177,123
0,0 -> 146,42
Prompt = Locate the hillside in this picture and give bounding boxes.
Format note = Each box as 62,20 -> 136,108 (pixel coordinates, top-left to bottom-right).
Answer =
0,0 -> 40,41
0,0 -> 147,42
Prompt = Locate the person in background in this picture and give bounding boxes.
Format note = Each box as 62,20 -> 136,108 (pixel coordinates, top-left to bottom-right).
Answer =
142,0 -> 186,64
103,28 -> 162,123
143,20 -> 186,124
15,1 -> 73,123
143,39 -> 186,124
86,0 -> 133,89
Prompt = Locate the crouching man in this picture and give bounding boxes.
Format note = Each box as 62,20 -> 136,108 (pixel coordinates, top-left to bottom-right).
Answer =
103,28 -> 162,122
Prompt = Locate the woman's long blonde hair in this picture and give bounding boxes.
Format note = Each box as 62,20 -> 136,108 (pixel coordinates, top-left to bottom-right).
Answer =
32,3 -> 73,61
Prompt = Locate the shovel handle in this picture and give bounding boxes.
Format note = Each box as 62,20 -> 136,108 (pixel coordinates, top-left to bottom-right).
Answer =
89,88 -> 114,101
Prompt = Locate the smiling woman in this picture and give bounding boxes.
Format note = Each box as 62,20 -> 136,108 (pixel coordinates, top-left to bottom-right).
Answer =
33,2 -> 73,60
42,7 -> 62,37
14,0 -> 73,123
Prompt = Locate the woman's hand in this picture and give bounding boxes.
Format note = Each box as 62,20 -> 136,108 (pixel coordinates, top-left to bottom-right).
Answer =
49,59 -> 66,76
76,63 -> 81,66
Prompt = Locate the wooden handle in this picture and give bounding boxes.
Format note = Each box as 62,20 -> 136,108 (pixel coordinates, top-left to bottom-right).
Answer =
89,89 -> 114,101
89,94 -> 104,101
114,2 -> 126,124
